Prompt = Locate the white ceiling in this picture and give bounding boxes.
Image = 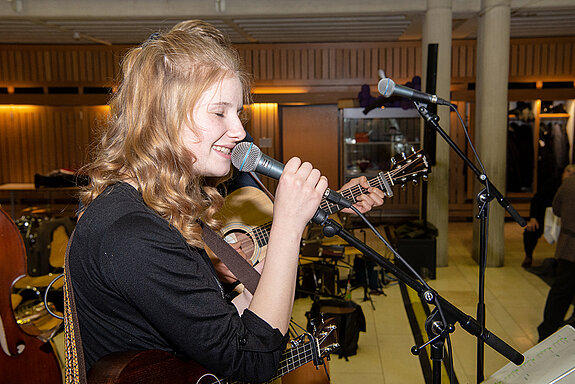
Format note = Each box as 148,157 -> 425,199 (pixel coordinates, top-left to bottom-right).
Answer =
1,0 -> 575,46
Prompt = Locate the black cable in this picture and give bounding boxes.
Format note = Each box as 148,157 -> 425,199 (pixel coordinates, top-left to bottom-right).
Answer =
44,273 -> 64,320
348,205 -> 456,382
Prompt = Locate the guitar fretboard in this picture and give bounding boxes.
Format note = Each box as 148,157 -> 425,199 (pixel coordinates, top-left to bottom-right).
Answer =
319,171 -> 393,215
227,336 -> 318,384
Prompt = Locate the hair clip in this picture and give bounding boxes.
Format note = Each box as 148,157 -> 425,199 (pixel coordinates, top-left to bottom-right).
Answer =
141,32 -> 161,47
148,32 -> 161,41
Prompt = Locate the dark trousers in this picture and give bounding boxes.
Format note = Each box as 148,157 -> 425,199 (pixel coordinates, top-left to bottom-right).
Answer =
537,259 -> 575,342
523,226 -> 543,259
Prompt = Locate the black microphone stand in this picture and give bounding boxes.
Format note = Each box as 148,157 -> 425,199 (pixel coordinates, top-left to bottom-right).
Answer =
413,101 -> 526,383
320,219 -> 524,384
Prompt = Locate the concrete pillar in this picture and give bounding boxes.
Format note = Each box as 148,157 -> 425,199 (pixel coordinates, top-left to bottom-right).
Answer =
422,0 -> 452,267
473,0 -> 511,267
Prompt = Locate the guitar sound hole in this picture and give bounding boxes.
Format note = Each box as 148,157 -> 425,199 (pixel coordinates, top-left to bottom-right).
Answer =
225,230 -> 256,262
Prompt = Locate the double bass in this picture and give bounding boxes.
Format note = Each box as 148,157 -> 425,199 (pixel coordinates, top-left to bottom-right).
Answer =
0,207 -> 62,383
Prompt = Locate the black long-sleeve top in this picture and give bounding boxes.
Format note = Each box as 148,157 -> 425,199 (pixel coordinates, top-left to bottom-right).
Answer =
68,182 -> 287,381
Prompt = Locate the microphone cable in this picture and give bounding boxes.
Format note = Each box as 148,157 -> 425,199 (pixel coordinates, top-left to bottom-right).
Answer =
347,205 -> 456,384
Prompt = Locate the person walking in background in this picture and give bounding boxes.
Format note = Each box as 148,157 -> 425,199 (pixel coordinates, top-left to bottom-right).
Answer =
537,164 -> 575,342
521,174 -> 562,268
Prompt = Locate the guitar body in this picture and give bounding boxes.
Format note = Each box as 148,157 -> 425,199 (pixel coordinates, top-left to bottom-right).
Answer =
281,361 -> 330,384
88,350 -> 219,384
217,186 -> 273,265
0,208 -> 62,384
88,318 -> 338,384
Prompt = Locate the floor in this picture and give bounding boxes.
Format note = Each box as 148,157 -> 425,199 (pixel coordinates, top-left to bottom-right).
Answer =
290,221 -> 558,384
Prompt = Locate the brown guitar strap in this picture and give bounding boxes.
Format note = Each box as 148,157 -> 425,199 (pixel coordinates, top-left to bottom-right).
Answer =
202,173 -> 274,295
201,222 -> 261,295
63,229 -> 88,384
248,171 -> 275,202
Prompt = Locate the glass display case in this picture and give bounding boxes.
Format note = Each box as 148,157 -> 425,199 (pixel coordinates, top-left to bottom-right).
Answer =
339,107 -> 421,184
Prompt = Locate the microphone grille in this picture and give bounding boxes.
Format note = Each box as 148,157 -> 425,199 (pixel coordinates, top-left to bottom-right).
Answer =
231,141 -> 261,172
378,78 -> 395,97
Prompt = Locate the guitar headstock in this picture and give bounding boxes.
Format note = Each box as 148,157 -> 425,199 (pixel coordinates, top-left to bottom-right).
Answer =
292,317 -> 339,365
388,148 -> 431,188
315,317 -> 339,358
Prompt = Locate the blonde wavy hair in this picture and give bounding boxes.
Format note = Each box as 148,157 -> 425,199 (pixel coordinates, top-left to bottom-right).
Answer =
80,20 -> 252,247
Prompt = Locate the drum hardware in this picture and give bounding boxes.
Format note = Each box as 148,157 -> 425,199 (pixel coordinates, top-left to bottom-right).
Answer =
12,277 -> 63,343
44,273 -> 64,320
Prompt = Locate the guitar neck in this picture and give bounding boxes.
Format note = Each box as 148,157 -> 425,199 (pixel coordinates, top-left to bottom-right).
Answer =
319,171 -> 392,215
249,172 -> 392,249
219,339 -> 316,384
261,340 -> 317,384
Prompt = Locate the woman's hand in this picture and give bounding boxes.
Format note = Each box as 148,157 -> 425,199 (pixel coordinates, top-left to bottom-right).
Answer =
272,157 -> 328,232
339,176 -> 386,214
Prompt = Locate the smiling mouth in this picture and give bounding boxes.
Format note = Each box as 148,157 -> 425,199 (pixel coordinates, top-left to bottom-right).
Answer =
213,145 -> 232,155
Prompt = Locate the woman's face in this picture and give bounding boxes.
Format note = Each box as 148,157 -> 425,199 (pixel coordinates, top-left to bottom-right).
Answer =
183,75 -> 246,177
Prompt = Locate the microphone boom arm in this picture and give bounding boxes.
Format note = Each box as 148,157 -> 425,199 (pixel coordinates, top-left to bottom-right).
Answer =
320,218 -> 525,366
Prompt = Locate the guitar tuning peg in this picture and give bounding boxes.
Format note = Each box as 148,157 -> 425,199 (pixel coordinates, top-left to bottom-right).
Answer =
411,146 -> 416,154
290,338 -> 303,348
325,343 -> 340,353
400,184 -> 406,190
422,175 -> 428,181
412,179 -> 418,186
401,152 -> 407,160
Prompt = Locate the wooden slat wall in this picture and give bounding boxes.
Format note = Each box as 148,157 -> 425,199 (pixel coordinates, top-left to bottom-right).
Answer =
509,37 -> 575,81
0,45 -> 124,85
245,103 -> 280,192
448,102 -> 476,214
0,106 -> 107,183
451,40 -> 476,83
450,37 -> 575,84
0,37 -> 572,86
237,42 -> 422,86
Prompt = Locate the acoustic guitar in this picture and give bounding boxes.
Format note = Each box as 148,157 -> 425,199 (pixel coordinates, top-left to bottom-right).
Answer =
217,149 -> 430,265
87,318 -> 339,384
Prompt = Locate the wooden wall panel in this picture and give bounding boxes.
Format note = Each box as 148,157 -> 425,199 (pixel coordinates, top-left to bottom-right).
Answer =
245,103 -> 280,192
0,37 -> 572,88
0,106 -> 107,184
508,38 -> 575,81
236,42 -> 422,86
0,46 -> 124,85
281,104 -> 339,188
0,37 -> 573,219
451,41 -> 476,82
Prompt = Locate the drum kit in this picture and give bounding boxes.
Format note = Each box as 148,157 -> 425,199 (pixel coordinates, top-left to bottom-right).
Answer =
297,224 -> 389,304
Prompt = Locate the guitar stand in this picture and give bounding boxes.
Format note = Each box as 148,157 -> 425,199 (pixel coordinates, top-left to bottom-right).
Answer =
346,230 -> 386,309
